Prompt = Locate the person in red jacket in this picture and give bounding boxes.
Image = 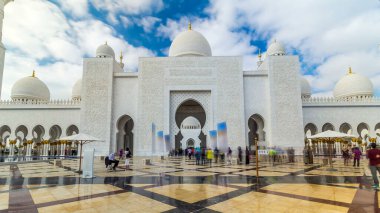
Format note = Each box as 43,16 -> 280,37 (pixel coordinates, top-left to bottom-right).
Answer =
367,143 -> 380,188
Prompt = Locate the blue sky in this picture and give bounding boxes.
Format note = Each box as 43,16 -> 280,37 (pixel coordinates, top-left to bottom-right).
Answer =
1,0 -> 380,99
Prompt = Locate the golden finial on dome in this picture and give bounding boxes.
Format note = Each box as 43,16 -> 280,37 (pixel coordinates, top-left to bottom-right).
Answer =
188,21 -> 192,30
32,70 -> 36,77
348,66 -> 353,75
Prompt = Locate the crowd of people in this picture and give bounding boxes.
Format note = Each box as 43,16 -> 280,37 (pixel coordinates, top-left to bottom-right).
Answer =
103,143 -> 380,190
169,146 -> 252,165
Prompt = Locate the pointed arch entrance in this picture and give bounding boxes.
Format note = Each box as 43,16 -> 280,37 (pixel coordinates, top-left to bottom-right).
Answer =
248,114 -> 265,148
116,115 -> 134,152
175,99 -> 206,149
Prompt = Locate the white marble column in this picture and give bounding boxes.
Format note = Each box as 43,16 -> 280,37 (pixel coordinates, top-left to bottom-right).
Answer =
9,143 -> 14,156
26,141 -> 33,156
60,143 -> 66,156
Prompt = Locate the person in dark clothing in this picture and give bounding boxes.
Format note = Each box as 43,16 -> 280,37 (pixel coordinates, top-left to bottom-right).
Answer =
245,146 -> 250,165
214,147 -> 219,163
367,143 -> 380,188
353,147 -> 362,167
342,147 -> 350,166
238,146 -> 243,164
195,148 -> 201,165
201,148 -> 206,165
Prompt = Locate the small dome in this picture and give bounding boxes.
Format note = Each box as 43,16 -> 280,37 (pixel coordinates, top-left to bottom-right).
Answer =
181,116 -> 201,129
333,68 -> 373,99
72,79 -> 82,101
301,77 -> 311,98
11,72 -> 50,101
96,42 -> 115,59
266,40 -> 286,56
169,26 -> 212,57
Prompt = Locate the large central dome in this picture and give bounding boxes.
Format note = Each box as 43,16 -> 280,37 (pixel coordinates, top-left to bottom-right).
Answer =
169,25 -> 212,57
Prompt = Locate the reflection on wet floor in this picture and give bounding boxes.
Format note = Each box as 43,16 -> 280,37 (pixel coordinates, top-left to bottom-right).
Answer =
0,156 -> 378,212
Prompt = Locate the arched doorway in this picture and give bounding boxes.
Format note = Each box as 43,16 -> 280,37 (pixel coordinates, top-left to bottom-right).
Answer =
116,115 -> 134,152
49,125 -> 62,141
66,125 -> 79,136
339,123 -> 352,134
357,123 -> 370,140
175,100 -> 206,149
187,139 -> 195,148
322,123 -> 335,131
15,125 -> 28,156
32,125 -> 45,156
375,123 -> 380,138
304,123 -> 318,137
248,114 -> 265,148
0,125 -> 11,155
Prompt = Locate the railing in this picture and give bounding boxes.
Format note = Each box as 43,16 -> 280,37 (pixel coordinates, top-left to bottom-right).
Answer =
0,99 -> 81,106
302,96 -> 380,105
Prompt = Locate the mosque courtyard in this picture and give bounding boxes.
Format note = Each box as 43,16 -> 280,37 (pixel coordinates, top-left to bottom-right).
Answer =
0,156 -> 377,213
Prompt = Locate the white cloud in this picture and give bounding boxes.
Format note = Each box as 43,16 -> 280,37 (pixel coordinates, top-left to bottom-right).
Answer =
91,0 -> 164,24
136,16 -> 160,33
56,0 -> 89,18
157,0 -> 380,96
1,0 -> 155,99
157,17 -> 257,64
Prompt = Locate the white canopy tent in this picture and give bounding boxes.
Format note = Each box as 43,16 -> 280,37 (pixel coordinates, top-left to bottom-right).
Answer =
60,133 -> 102,172
308,130 -> 356,170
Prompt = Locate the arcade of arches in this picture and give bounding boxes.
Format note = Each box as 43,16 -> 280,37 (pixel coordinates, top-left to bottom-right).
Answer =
304,122 -> 380,156
0,124 -> 79,157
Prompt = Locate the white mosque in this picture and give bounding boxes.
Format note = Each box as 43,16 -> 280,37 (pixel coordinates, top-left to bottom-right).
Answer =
0,1 -> 379,157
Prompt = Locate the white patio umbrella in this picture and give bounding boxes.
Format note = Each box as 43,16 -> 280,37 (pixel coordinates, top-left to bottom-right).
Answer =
308,130 -> 356,170
60,133 -> 102,172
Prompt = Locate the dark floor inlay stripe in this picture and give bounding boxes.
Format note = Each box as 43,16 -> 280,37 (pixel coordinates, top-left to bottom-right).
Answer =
8,165 -> 38,213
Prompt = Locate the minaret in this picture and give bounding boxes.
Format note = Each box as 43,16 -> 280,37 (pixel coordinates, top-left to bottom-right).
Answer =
119,51 -> 124,69
257,48 -> 263,67
0,0 -> 13,99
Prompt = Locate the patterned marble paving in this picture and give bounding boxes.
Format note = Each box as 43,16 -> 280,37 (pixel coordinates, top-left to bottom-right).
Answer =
0,156 -> 379,212
37,191 -> 174,213
207,191 -> 349,213
145,184 -> 237,203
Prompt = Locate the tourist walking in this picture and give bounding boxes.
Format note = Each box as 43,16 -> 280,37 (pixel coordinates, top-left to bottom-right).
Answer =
342,147 -> 350,166
188,147 -> 192,160
367,143 -> 380,188
227,147 -> 232,165
195,147 -> 201,165
214,147 -> 219,163
125,147 -> 132,158
245,146 -> 250,165
201,148 -> 206,165
206,148 -> 213,166
238,146 -> 243,164
353,147 -> 362,167
303,146 -> 309,165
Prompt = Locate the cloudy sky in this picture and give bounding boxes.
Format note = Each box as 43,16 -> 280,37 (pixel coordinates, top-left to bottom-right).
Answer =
1,0 -> 380,99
